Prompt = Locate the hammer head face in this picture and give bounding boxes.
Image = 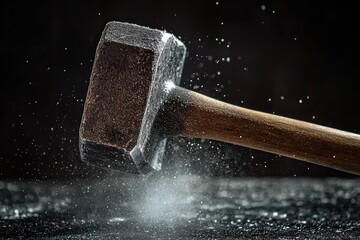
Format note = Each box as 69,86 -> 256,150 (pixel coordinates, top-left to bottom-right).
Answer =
79,22 -> 186,174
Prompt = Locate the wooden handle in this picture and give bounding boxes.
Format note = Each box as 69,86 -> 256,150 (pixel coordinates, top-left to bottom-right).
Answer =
161,86 -> 360,175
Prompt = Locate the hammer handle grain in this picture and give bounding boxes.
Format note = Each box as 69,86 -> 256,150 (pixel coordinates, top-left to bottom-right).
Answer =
167,86 -> 360,175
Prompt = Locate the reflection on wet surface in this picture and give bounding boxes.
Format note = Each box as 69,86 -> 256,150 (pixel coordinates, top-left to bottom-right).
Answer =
1,177 -> 360,239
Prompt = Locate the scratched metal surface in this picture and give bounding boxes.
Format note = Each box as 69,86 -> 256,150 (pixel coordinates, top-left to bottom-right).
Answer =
1,177 -> 360,239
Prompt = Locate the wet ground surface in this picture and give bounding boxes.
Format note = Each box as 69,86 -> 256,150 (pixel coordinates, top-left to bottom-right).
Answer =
1,177 -> 360,239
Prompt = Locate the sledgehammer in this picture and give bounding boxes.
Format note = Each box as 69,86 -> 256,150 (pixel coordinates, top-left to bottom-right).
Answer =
79,22 -> 360,175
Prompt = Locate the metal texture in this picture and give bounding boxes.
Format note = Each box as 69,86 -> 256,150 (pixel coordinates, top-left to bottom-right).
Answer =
79,22 -> 186,174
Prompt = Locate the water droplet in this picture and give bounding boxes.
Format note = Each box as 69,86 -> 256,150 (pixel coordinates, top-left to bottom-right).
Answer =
108,217 -> 126,222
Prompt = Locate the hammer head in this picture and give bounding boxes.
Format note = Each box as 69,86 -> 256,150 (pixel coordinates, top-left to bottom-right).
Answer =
79,22 -> 186,174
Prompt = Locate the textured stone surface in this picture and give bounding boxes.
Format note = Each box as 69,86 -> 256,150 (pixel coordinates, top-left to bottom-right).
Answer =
1,177 -> 359,239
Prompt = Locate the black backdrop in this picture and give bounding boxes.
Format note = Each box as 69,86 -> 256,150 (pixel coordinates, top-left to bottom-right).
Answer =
1,1 -> 359,179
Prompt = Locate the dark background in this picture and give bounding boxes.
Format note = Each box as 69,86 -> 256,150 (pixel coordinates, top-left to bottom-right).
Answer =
1,1 -> 359,179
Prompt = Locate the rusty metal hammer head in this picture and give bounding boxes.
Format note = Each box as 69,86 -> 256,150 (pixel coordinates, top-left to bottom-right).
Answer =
79,22 -> 186,174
